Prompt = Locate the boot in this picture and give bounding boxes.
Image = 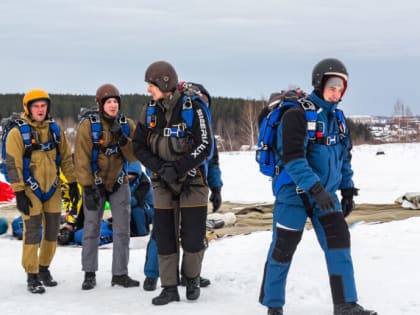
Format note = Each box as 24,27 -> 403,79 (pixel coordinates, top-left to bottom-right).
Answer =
27,273 -> 45,294
334,302 -> 378,315
185,276 -> 200,301
81,272 -> 96,290
143,277 -> 158,291
111,274 -> 140,288
39,265 -> 58,287
181,275 -> 211,288
152,286 -> 180,305
267,307 -> 283,315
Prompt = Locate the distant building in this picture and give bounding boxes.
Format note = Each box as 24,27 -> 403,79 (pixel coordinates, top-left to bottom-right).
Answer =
347,115 -> 374,125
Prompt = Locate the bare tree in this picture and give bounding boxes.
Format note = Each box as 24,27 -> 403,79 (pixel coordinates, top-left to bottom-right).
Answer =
238,100 -> 264,149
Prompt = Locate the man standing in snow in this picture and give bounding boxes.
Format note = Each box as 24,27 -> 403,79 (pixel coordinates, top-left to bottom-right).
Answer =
5,89 -> 78,293
259,58 -> 377,315
133,61 -> 213,305
74,83 -> 139,290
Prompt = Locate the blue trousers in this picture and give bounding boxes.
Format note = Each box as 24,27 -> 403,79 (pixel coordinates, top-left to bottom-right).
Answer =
144,232 -> 159,279
260,201 -> 358,308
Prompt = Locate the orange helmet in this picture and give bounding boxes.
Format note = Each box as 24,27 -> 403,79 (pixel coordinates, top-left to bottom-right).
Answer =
22,89 -> 50,115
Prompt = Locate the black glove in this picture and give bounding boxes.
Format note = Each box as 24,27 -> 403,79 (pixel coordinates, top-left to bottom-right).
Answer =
340,187 -> 359,218
83,185 -> 103,211
68,182 -> 80,206
309,182 -> 335,212
210,187 -> 222,212
15,190 -> 32,216
135,174 -> 151,207
158,163 -> 179,184
110,120 -> 128,146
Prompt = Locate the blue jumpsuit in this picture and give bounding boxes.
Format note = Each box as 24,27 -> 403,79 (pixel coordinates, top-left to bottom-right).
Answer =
260,91 -> 358,308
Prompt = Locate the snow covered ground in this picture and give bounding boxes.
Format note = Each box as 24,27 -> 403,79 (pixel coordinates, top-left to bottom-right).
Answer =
1,143 -> 420,315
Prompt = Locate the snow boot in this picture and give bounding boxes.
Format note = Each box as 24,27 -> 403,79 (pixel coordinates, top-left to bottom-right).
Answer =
81,272 -> 96,290
185,276 -> 200,300
152,286 -> 180,305
111,274 -> 140,288
39,265 -> 58,287
267,307 -> 283,315
334,302 -> 378,315
27,273 -> 45,294
143,277 -> 158,291
181,275 -> 211,288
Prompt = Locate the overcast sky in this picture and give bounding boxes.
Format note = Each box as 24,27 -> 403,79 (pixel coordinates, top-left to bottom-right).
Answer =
1,0 -> 419,116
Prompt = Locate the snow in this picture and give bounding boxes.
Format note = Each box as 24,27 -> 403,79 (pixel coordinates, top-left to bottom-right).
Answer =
1,143 -> 420,315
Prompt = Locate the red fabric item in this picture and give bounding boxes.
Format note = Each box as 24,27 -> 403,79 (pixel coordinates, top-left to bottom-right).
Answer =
0,181 -> 15,202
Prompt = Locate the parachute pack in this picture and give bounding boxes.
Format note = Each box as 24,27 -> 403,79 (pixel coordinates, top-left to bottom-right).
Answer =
0,113 -> 61,201
145,81 -> 215,162
255,91 -> 347,177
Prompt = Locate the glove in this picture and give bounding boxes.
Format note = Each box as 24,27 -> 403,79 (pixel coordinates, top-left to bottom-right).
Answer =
309,182 -> 335,212
68,182 -> 80,206
135,174 -> 151,207
110,120 -> 128,146
209,187 -> 222,212
15,190 -> 32,216
340,187 -> 359,218
83,185 -> 103,211
158,163 -> 179,184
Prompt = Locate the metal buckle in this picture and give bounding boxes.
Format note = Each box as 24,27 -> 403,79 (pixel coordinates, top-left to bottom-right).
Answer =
94,175 -> 103,185
27,178 -> 39,191
296,186 -> 305,194
163,128 -> 171,137
326,135 -> 337,146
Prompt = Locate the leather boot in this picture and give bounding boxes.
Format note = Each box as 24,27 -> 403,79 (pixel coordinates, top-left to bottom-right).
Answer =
39,265 -> 58,287
152,286 -> 180,305
82,272 -> 96,290
185,276 -> 200,301
27,273 -> 45,294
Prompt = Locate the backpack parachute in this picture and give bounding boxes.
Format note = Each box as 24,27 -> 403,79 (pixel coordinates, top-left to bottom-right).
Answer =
256,90 -> 316,177
255,90 -> 348,179
146,81 -> 215,163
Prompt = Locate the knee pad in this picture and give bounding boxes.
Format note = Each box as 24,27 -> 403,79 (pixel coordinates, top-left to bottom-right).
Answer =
319,212 -> 350,249
271,227 -> 303,263
44,212 -> 61,241
24,215 -> 42,244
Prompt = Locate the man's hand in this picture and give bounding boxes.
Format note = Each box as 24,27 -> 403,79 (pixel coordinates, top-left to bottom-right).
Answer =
15,190 -> 32,216
310,182 -> 335,212
83,185 -> 104,211
158,163 -> 179,184
340,187 -> 359,217
209,187 -> 222,212
110,120 -> 128,145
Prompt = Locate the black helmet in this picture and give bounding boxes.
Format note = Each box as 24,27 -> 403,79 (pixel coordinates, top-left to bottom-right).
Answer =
145,61 -> 178,93
312,58 -> 348,92
57,227 -> 74,245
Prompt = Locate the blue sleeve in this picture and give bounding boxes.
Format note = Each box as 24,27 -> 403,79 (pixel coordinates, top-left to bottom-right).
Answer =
207,158 -> 223,190
280,107 -> 319,192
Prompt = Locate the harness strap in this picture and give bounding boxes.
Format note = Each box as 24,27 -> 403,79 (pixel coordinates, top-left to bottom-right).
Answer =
18,120 -> 61,202
88,112 -> 129,188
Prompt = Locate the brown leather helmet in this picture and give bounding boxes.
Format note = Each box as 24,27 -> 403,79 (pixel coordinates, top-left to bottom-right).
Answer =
95,83 -> 120,110
144,61 -> 178,93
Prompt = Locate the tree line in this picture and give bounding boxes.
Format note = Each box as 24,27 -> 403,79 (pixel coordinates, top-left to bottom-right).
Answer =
0,93 -> 371,150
